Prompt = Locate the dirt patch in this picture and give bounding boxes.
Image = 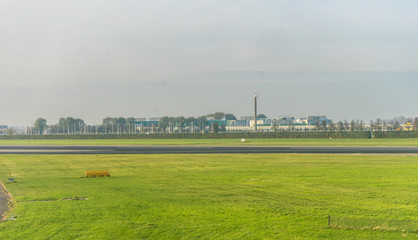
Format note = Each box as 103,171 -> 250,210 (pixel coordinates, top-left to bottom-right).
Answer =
0,182 -> 12,221
18,197 -> 88,203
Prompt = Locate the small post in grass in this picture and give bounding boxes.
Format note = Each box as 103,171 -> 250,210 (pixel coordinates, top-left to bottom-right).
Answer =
328,215 -> 331,228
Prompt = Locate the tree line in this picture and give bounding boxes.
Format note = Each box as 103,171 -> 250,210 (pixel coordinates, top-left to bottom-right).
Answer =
31,116 -> 138,135
309,118 -> 418,132
5,130 -> 418,140
30,115 -> 418,135
31,112 -> 239,135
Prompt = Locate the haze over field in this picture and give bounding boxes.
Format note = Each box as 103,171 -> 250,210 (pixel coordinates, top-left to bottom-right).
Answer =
1,1 -> 418,125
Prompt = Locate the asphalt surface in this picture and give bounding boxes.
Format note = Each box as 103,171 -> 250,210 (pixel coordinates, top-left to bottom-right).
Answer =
1,145 -> 418,154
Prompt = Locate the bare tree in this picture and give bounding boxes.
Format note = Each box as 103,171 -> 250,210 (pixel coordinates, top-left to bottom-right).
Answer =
414,117 -> 418,131
343,120 -> 349,131
337,121 -> 344,131
393,121 -> 401,131
349,120 -> 356,131
331,120 -> 337,131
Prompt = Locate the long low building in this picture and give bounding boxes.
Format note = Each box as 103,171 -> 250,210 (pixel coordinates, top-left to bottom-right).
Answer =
130,116 -> 332,132
226,125 -> 317,132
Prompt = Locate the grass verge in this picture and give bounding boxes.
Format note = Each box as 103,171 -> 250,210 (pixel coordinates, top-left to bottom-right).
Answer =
0,154 -> 417,239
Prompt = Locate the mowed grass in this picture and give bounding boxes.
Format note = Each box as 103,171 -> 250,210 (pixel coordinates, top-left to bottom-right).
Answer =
0,154 -> 417,239
1,138 -> 418,146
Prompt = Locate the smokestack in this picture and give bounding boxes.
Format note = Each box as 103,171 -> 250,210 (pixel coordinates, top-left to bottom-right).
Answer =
254,94 -> 259,132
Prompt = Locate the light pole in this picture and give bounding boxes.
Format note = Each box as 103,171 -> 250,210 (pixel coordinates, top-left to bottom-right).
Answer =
254,94 -> 259,132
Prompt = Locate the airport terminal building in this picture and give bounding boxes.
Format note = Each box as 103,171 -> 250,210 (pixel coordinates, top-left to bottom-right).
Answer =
132,116 -> 332,133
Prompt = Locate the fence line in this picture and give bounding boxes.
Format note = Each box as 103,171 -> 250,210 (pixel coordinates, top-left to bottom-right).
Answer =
2,131 -> 418,139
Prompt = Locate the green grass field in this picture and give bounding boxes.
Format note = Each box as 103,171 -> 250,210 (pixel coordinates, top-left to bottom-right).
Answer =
1,138 -> 418,146
0,154 -> 417,239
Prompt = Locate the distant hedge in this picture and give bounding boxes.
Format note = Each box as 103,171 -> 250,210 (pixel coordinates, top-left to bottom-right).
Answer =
1,131 -> 418,139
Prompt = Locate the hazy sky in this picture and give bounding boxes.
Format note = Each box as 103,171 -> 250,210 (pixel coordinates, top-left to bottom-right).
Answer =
1,1 -> 418,125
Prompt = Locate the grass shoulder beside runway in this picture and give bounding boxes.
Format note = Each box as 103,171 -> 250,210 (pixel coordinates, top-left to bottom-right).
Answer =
0,154 -> 417,239
1,138 -> 418,146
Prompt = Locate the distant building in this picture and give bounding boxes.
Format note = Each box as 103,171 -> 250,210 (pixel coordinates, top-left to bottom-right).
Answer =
128,115 -> 333,132
276,116 -> 295,126
249,119 -> 266,127
207,118 -> 227,126
235,116 -> 253,126
295,118 -> 308,125
0,125 -> 8,135
134,118 -> 159,128
402,122 -> 414,131
307,116 -> 331,126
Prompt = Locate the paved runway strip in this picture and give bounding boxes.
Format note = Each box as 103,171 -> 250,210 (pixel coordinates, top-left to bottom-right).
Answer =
1,145 -> 418,154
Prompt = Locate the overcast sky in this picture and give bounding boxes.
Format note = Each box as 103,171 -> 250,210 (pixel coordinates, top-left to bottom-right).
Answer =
1,1 -> 418,125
